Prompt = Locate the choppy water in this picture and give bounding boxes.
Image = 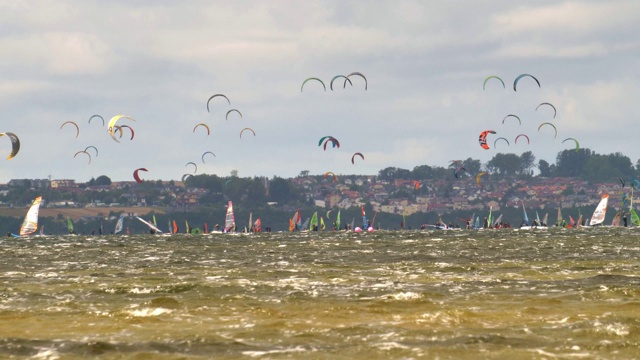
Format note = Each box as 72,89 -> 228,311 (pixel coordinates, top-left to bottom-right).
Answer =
1,228 -> 640,359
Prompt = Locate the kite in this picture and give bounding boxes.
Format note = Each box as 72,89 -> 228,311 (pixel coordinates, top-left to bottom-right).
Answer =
513,74 -> 541,91
0,132 -> 20,159
482,75 -> 505,90
193,123 -> 210,136
301,77 -> 326,92
60,121 -> 80,138
538,122 -> 557,138
351,152 -> 364,164
479,130 -> 496,150
536,102 -> 557,119
133,168 -> 148,183
206,94 -> 230,113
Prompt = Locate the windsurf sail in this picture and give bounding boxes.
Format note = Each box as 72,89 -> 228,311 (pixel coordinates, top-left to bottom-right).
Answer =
136,216 -> 163,233
302,217 -> 310,231
557,207 -> 563,226
350,217 -> 355,231
173,220 -> 179,234
493,213 -> 503,227
224,201 -> 235,232
254,218 -> 262,232
115,215 -> 125,234
576,214 -> 582,228
320,216 -> 326,231
204,222 -> 209,233
67,217 -> 74,234
362,206 -> 368,229
611,212 -> 621,226
335,210 -> 341,230
152,215 -> 158,227
487,206 -> 492,228
542,213 -> 548,226
522,203 -> 529,226
19,196 -> 42,236
248,212 -> 252,232
589,194 -> 609,226
310,212 -> 318,231
185,220 -> 191,234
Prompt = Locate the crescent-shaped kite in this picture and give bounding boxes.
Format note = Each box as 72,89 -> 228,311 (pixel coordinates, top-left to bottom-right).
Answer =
513,74 -> 541,91
515,134 -> 530,145
483,75 -> 505,90
479,130 -> 496,150
225,109 -> 242,120
493,137 -> 510,148
73,150 -> 91,164
537,122 -> 557,138
330,75 -> 353,91
301,77 -> 326,92
133,168 -> 148,183
0,132 -> 20,160
107,115 -> 136,143
536,102 -> 557,119
240,127 -> 256,138
502,114 -> 521,125
345,72 -> 367,90
193,123 -> 210,136
201,151 -> 216,163
88,115 -> 105,126
562,137 -> 579,151
351,152 -> 364,164
60,121 -> 80,138
185,161 -> 197,174
84,146 -> 98,157
206,94 -> 230,113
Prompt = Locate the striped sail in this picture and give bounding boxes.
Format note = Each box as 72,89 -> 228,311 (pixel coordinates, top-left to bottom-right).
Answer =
224,201 -> 235,232
20,196 -> 42,236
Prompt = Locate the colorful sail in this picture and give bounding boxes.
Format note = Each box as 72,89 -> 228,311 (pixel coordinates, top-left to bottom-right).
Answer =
152,215 -> 158,227
487,206 -> 492,228
320,216 -> 326,231
335,210 -> 341,230
67,217 -> 74,234
224,201 -> 235,232
204,222 -> 209,233
310,212 -> 318,231
576,214 -> 582,228
589,194 -> 609,226
631,209 -> 640,226
254,218 -> 262,232
185,220 -> 191,234
362,206 -> 368,229
611,212 -> 621,227
173,220 -> 179,234
115,215 -> 124,234
19,196 -> 42,236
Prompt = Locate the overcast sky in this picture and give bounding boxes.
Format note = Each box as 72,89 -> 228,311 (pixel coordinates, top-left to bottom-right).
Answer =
0,1 -> 638,183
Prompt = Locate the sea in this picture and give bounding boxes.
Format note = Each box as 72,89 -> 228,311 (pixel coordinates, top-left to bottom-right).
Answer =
1,227 -> 639,359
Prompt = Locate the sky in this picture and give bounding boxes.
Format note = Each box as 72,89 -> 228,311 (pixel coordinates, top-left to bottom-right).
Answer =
0,0 -> 639,183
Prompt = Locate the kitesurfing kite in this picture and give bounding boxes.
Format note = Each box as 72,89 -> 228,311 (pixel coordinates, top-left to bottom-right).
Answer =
324,171 -> 338,183
240,127 -> 255,138
345,72 -> 367,90
60,121 -> 80,138
323,137 -> 340,150
494,137 -> 510,148
515,134 -> 530,145
476,172 -> 488,187
301,77 -> 326,92
185,162 -> 197,174
84,146 -> 98,157
502,114 -> 521,125
478,130 -> 496,150
206,94 -> 230,113
351,152 -> 364,164
483,75 -> 505,90
562,137 -> 579,151
536,102 -> 557,119
108,115 -> 135,143
181,174 -> 193,182
225,109 -> 242,120
118,125 -> 135,140
513,74 -> 541,91
538,122 -> 557,138
73,150 -> 91,164
0,132 -> 20,159
133,168 -> 148,183
201,151 -> 216,163
88,115 -> 104,126
193,123 -> 210,135
330,75 -> 352,90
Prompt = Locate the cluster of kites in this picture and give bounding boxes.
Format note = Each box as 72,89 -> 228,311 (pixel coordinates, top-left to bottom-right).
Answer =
471,74 -> 582,187
304,73 -> 368,183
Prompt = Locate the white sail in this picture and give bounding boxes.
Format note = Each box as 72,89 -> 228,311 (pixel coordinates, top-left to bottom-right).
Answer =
135,216 -> 163,233
589,194 -> 609,226
114,215 -> 124,234
224,201 -> 235,232
20,196 -> 42,236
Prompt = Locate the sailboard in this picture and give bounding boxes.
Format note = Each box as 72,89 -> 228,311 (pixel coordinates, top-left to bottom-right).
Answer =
19,196 -> 42,236
589,194 -> 609,226
224,201 -> 235,232
136,216 -> 164,234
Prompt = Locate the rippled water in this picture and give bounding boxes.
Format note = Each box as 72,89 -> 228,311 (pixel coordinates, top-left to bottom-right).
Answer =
1,227 -> 640,359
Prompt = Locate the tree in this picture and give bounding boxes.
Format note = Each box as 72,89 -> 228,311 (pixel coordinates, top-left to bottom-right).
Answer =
538,159 -> 554,177
519,151 -> 536,175
485,153 -> 521,175
555,148 -> 592,177
95,175 -> 112,186
269,177 -> 298,204
299,170 -> 310,177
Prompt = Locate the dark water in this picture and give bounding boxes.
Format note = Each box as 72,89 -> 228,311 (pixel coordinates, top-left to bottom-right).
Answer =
1,228 -> 640,359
